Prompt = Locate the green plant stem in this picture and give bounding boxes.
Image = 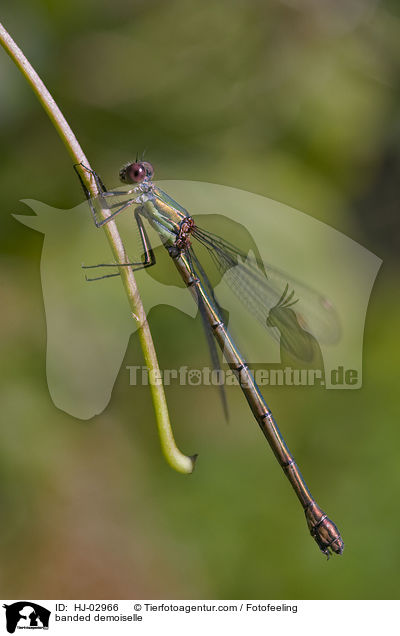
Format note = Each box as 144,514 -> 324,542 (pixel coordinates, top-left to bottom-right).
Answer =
0,21 -> 195,474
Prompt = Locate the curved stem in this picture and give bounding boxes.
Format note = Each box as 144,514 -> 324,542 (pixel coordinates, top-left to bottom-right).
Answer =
0,21 -> 195,474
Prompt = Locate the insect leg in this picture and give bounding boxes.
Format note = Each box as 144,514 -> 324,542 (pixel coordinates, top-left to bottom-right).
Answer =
83,208 -> 156,281
74,163 -> 140,227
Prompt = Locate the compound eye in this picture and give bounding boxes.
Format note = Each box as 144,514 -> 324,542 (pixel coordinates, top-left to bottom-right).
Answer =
119,162 -> 146,184
141,161 -> 154,179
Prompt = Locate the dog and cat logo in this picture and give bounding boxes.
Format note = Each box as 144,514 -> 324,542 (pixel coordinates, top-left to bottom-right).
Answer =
2,602 -> 50,633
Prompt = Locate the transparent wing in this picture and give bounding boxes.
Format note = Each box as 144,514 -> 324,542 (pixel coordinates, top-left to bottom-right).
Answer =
193,226 -> 340,356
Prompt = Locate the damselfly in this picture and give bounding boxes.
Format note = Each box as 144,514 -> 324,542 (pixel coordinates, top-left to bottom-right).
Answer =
75,159 -> 344,558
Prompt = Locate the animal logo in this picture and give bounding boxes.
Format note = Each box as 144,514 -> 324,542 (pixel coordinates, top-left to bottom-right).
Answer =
3,602 -> 50,633
14,180 -> 381,416
266,284 -> 324,371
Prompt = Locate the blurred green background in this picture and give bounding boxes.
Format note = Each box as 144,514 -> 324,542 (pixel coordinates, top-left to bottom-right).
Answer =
0,0 -> 399,599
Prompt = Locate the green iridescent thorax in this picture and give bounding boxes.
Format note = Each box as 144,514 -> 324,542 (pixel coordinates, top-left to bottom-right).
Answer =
142,185 -> 190,247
